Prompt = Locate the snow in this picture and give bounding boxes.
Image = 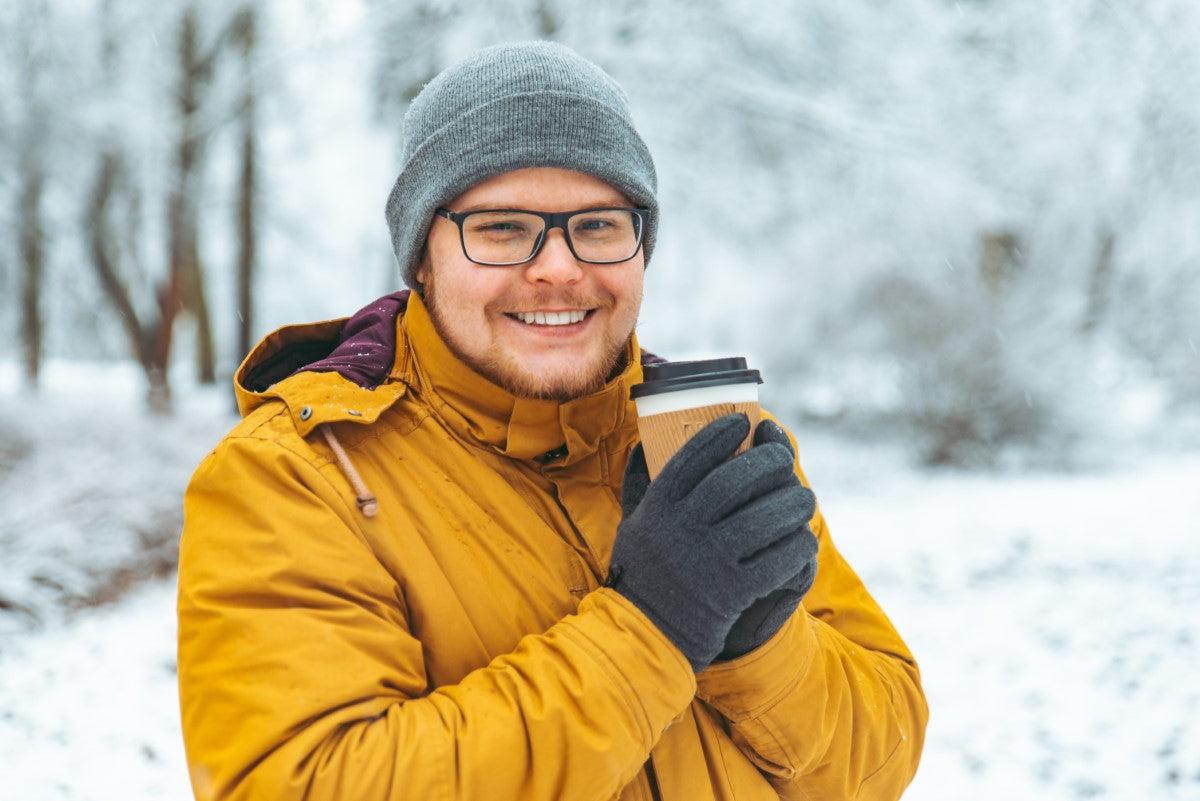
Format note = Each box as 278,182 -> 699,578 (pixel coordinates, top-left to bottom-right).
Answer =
2,370 -> 1197,800
0,362 -> 231,633
798,430 -> 1200,800
0,580 -> 190,800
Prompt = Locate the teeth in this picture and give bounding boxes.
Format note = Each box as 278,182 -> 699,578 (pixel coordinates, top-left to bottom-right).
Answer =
514,310 -> 587,326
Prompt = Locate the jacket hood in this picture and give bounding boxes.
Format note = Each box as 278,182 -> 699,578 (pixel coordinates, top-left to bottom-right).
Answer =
233,291 -> 414,437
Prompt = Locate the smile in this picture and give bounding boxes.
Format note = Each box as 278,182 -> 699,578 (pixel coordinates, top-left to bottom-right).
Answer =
508,310 -> 590,326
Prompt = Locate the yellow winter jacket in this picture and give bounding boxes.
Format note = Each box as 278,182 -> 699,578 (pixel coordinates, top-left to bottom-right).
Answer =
177,292 -> 927,801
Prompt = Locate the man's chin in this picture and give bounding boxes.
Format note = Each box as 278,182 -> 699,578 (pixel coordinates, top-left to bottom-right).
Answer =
482,350 -> 625,402
492,364 -> 607,402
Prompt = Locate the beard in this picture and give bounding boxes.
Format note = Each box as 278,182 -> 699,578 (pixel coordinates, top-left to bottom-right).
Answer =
421,279 -> 636,402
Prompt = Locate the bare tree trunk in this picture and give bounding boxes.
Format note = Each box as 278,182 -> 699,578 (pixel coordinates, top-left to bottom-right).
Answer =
168,5 -> 217,387
86,150 -> 173,410
1081,227 -> 1116,335
15,0 -> 50,390
535,0 -> 559,38
158,178 -> 187,401
184,231 -> 216,384
18,166 -> 45,389
233,6 -> 258,364
236,127 -> 256,362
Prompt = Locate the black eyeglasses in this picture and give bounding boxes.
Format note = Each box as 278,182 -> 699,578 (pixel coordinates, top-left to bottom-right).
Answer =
434,207 -> 650,266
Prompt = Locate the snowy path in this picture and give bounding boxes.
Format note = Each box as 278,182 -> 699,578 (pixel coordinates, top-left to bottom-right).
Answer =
1,425 -> 1197,799
0,580 -> 190,799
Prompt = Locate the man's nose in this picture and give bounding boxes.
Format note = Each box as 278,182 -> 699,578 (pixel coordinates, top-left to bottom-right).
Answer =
523,228 -> 584,284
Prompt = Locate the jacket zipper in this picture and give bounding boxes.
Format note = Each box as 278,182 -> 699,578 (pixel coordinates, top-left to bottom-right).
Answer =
645,757 -> 663,801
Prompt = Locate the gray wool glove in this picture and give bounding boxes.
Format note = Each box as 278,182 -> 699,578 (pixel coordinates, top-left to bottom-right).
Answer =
720,420 -> 819,659
607,413 -> 817,672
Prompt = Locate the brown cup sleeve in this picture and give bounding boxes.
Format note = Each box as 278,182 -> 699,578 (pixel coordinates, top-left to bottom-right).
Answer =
637,401 -> 761,479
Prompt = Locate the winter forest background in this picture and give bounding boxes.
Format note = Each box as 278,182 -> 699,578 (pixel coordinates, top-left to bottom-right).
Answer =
1,1 -> 1198,799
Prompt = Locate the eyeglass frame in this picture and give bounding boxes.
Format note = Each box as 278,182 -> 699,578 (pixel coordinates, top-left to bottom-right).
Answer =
433,206 -> 651,266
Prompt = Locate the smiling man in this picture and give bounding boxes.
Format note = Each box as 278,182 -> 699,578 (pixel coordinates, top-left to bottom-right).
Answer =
177,42 -> 927,801
419,167 -> 645,401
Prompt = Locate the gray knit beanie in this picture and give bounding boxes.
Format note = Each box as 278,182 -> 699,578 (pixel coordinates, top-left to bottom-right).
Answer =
385,41 -> 658,291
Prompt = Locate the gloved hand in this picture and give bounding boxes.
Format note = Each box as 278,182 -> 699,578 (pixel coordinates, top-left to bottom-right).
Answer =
608,413 -> 816,672
720,420 -> 819,659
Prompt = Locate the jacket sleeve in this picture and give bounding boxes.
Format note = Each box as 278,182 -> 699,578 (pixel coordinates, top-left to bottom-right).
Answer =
694,445 -> 928,801
177,431 -> 696,801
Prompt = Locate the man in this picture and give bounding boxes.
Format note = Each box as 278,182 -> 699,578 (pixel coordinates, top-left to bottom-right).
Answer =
177,42 -> 927,801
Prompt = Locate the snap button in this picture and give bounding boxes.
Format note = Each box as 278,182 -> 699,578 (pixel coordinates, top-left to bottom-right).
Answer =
346,409 -> 362,417
299,406 -> 312,421
539,444 -> 568,462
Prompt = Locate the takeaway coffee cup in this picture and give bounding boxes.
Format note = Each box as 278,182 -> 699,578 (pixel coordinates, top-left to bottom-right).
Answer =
630,357 -> 763,479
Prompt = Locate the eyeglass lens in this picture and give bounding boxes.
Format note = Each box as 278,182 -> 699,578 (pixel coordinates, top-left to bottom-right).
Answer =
460,209 -> 642,265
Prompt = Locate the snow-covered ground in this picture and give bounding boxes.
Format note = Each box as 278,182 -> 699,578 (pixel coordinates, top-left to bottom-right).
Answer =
0,579 -> 191,799
802,429 -> 1200,800
1,367 -> 1197,800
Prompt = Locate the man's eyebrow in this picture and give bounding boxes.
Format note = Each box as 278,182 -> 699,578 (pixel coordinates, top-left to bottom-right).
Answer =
450,199 -> 633,213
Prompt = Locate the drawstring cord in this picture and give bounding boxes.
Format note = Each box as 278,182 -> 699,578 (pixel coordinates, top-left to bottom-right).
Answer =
320,425 -> 378,518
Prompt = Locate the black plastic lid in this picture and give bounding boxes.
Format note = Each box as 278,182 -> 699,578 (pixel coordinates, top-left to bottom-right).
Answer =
630,357 -> 762,399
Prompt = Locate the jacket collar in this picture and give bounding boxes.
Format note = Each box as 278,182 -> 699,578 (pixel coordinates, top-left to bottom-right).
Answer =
232,291 -> 645,464
402,292 -> 642,466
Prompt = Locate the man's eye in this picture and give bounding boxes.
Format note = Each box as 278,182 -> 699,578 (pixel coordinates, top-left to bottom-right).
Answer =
572,212 -> 630,238
576,218 -> 613,231
467,215 -> 535,237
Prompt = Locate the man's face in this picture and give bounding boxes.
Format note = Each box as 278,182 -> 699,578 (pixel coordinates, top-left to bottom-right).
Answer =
417,167 -> 646,401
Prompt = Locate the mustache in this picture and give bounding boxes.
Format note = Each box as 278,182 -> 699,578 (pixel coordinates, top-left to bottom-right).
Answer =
490,292 -> 613,313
